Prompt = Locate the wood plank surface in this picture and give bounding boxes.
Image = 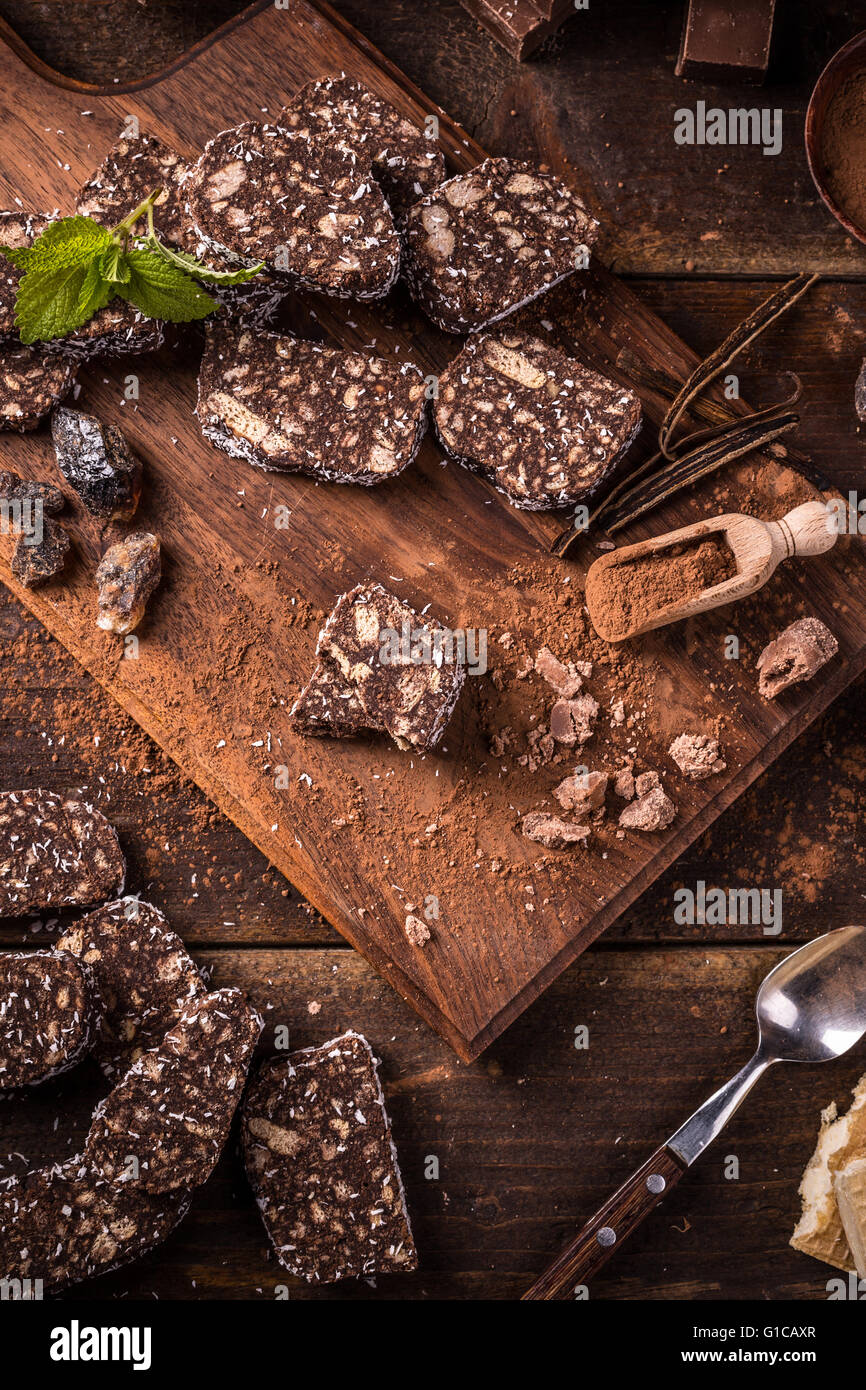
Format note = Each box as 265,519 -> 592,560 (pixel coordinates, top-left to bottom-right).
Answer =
1,1 -> 865,1060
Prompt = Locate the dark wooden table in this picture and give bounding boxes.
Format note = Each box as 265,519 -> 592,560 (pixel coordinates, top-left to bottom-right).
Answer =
2,0 -> 866,1301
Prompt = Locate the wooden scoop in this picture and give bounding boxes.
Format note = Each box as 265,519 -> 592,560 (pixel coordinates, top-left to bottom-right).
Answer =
585,500 -> 837,642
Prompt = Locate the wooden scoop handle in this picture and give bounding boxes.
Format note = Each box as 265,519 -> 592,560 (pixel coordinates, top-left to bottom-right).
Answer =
768,500 -> 837,562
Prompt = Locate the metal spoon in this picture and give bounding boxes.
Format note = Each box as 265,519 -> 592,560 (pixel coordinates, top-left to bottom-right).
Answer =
523,926 -> 866,1300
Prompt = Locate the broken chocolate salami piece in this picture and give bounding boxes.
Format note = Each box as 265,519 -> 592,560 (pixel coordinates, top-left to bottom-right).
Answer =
95,531 -> 160,635
0,789 -> 125,917
0,950 -> 101,1088
0,1155 -> 191,1292
435,332 -> 641,510
51,406 -> 142,522
242,1030 -> 417,1283
75,131 -> 189,248
197,317 -> 426,482
756,617 -> 838,699
292,582 -> 465,751
10,518 -> 71,588
184,120 -> 400,299
278,73 -> 445,214
402,157 -> 598,333
57,896 -> 206,1080
0,343 -> 77,430
85,987 -> 263,1193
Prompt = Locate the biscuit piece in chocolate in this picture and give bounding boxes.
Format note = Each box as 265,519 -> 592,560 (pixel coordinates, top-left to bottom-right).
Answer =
0,343 -> 76,430
0,1156 -> 191,1292
278,74 -> 445,214
292,583 -> 465,751
0,789 -> 125,917
185,120 -> 400,298
10,518 -> 70,589
197,318 -> 426,482
95,532 -> 161,635
51,406 -> 142,522
86,987 -> 263,1193
57,896 -> 205,1079
435,332 -> 641,509
75,131 -> 188,248
757,617 -> 838,699
402,158 -> 598,333
242,1030 -> 416,1284
0,951 -> 101,1088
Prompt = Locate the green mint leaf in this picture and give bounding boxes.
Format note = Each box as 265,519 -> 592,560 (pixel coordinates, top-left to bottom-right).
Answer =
15,254 -> 110,343
0,243 -> 33,271
118,248 -> 218,322
74,257 -> 114,321
143,234 -> 263,287
99,242 -> 131,285
20,215 -> 112,272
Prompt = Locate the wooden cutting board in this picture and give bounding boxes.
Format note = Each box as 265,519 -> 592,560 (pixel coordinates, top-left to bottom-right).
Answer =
0,0 -> 863,1061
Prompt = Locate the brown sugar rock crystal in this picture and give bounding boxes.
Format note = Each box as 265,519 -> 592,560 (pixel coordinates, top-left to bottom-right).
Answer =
618,779 -> 677,832
434,333 -> 641,510
0,469 -> 64,514
278,74 -> 445,215
291,583 -> 465,751
241,1030 -> 417,1283
85,987 -> 263,1193
51,406 -> 142,523
10,519 -> 70,589
757,617 -> 838,699
668,733 -> 726,780
184,119 -> 400,299
197,317 -> 426,482
0,788 -> 125,916
95,532 -> 161,635
521,811 -> 592,848
402,158 -> 598,333
549,693 -> 599,747
552,769 -> 608,816
0,950 -> 101,1089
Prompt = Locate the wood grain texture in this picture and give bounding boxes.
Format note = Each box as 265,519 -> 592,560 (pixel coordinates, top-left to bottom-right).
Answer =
1,1 -> 865,1060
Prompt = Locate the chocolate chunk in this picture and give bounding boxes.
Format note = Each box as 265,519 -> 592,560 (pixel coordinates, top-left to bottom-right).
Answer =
197,317 -> 426,482
613,764 -> 635,800
95,531 -> 161,635
856,359 -> 866,424
534,645 -> 582,697
435,332 -> 640,509
0,1156 -> 191,1292
618,783 -> 677,832
75,131 -> 189,248
85,987 -> 262,1193
10,518 -> 70,589
0,343 -> 76,430
676,0 -> 776,85
521,811 -> 592,848
51,406 -> 142,522
57,896 -> 205,1080
552,769 -> 607,816
549,693 -> 599,747
402,158 -> 598,333
757,617 -> 838,699
185,120 -> 400,299
278,74 -> 445,214
0,469 -> 64,514
291,583 -> 465,751
668,733 -> 726,779
0,789 -> 125,917
242,1030 -> 416,1283
404,914 -> 431,946
0,951 -> 101,1088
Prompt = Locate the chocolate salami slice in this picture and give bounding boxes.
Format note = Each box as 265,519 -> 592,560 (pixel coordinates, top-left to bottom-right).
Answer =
278,73 -> 445,214
0,951 -> 101,1089
184,120 -> 400,299
62,301 -> 165,361
75,131 -> 189,248
434,332 -> 642,509
0,789 -> 125,917
57,896 -> 205,1080
51,406 -> 142,522
0,211 -> 50,345
291,582 -> 465,751
0,1156 -> 191,1292
402,157 -> 599,333
85,987 -> 263,1193
0,343 -> 76,431
197,317 -> 426,482
242,1031 -> 417,1283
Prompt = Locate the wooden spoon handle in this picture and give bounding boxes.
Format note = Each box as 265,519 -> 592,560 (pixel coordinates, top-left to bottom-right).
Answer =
522,1145 -> 687,1300
772,499 -> 837,559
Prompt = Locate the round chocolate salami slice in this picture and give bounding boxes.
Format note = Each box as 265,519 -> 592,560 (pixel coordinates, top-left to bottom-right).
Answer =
185,120 -> 400,299
0,789 -> 125,917
75,131 -> 189,249
85,987 -> 263,1193
0,950 -> 101,1089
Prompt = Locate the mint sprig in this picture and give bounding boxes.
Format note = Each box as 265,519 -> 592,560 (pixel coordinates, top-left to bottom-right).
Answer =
0,187 -> 264,344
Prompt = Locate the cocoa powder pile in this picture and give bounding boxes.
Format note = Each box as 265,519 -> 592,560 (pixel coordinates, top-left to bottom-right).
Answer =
820,67 -> 866,233
585,536 -> 737,641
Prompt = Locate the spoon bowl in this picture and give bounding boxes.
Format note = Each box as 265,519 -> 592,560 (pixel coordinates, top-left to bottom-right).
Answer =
755,924 -> 866,1063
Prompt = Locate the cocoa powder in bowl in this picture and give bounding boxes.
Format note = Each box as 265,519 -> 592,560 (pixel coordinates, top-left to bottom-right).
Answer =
820,67 -> 866,236
586,535 -> 737,641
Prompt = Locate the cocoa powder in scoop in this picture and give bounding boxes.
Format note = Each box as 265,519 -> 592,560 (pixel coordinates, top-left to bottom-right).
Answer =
586,536 -> 737,640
